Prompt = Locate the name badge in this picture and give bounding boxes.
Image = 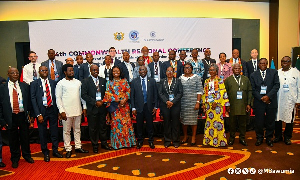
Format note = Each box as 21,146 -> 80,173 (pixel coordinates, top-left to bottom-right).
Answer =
33,77 -> 37,80
260,86 -> 267,94
106,76 -> 109,81
283,84 -> 289,92
19,99 -> 24,111
208,95 -> 214,103
43,96 -> 48,106
237,91 -> 243,99
169,94 -> 174,101
96,92 -> 102,101
220,75 -> 224,79
154,75 -> 159,82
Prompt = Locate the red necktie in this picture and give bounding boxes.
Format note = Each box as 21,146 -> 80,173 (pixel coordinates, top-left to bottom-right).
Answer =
45,80 -> 52,107
13,83 -> 19,114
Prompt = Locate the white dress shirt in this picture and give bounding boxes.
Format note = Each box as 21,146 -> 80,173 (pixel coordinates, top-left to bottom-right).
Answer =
23,62 -> 41,84
252,59 -> 257,71
8,80 -> 23,112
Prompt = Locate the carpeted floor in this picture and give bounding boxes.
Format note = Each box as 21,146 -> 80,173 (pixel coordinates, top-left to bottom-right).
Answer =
0,120 -> 299,180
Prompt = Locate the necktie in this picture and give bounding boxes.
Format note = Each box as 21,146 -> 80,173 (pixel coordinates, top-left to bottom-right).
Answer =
142,78 -> 147,103
182,61 -> 185,66
45,80 -> 52,107
111,58 -> 114,64
262,71 -> 265,79
13,83 -> 19,114
33,64 -> 37,78
254,61 -> 256,71
50,61 -> 55,80
154,63 -> 158,75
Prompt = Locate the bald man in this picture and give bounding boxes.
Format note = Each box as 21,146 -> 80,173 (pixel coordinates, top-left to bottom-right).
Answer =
227,49 -> 248,77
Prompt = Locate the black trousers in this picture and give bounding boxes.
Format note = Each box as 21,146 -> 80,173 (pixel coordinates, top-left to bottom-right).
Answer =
229,114 -> 247,141
254,107 -> 277,141
87,112 -> 108,147
275,110 -> 294,140
160,104 -> 180,146
9,112 -> 31,163
37,106 -> 59,155
136,103 -> 154,143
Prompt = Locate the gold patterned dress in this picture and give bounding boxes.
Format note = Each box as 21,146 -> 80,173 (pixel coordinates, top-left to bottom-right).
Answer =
103,79 -> 136,149
202,76 -> 230,147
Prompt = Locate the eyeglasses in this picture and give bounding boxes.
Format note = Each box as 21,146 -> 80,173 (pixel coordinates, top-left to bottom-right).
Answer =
166,70 -> 173,73
184,67 -> 192,69
281,60 -> 291,63
29,56 -> 38,58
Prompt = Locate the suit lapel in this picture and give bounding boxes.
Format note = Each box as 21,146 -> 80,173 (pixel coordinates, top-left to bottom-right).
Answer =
89,77 -> 97,91
3,83 -> 12,109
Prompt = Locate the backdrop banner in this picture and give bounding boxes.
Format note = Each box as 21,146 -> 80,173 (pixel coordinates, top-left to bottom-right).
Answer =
29,18 -> 232,64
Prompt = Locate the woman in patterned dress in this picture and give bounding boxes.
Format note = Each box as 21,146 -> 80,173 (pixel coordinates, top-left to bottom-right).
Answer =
180,62 -> 203,145
103,66 -> 136,149
202,64 -> 230,147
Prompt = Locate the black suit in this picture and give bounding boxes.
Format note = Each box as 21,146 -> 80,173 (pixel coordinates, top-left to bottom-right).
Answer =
102,57 -> 121,66
250,68 -> 280,141
131,76 -> 158,143
246,60 -> 259,78
79,62 -> 100,81
148,61 -> 164,81
0,81 -> 31,163
158,78 -> 183,146
162,60 -> 184,79
118,61 -> 135,83
202,58 -> 216,85
81,76 -> 108,147
30,78 -> 59,155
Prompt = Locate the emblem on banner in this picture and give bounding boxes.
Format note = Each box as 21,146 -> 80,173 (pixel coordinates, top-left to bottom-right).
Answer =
114,32 -> 124,41
129,30 -> 139,41
150,31 -> 156,38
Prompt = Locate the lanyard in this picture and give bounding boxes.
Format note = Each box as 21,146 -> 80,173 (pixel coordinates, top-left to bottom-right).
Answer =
233,76 -> 241,90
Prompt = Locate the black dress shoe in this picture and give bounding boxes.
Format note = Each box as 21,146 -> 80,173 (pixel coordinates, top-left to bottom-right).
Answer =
266,140 -> 273,147
101,144 -> 113,150
173,144 -> 179,148
25,158 -> 34,163
284,139 -> 292,145
255,140 -> 263,146
273,137 -> 283,143
44,155 -> 50,162
164,144 -> 171,148
239,140 -> 248,146
149,142 -> 155,149
75,148 -> 89,153
66,151 -> 72,158
0,162 -> 6,167
12,162 -> 18,168
53,152 -> 63,158
136,143 -> 143,149
228,139 -> 234,145
93,147 -> 98,153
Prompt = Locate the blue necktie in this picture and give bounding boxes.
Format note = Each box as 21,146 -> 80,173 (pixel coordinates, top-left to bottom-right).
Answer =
142,78 -> 147,103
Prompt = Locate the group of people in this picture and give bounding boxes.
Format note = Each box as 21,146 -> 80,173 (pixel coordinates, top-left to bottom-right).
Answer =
0,46 -> 298,170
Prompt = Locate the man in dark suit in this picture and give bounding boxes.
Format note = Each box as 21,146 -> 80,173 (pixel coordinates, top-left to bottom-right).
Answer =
250,58 -> 280,147
246,49 -> 259,78
118,51 -> 135,83
74,55 -> 83,80
148,52 -> 164,83
0,67 -> 34,168
81,65 -> 112,153
79,53 -> 100,81
179,50 -> 187,66
0,76 -> 6,167
202,49 -> 216,84
226,49 -> 248,77
41,49 -> 63,82
131,66 -> 157,149
30,66 -> 63,162
162,50 -> 183,79
103,47 -> 121,66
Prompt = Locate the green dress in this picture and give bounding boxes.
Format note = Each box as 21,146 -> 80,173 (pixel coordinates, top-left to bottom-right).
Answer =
202,76 -> 230,147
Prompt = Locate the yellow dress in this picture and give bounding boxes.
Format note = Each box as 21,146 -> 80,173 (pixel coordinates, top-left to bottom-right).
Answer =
202,76 -> 230,147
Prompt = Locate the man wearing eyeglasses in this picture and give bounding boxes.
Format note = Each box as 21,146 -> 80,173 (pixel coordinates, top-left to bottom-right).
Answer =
23,51 -> 41,84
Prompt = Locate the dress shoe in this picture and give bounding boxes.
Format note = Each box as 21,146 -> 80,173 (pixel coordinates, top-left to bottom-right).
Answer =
53,152 -> 63,158
180,137 -> 189,144
173,144 -> 179,148
136,142 -> 143,149
101,144 -> 113,150
164,143 -> 171,148
66,151 -> 72,158
284,139 -> 292,145
255,140 -> 263,146
25,158 -> 34,163
239,140 -> 248,146
12,162 -> 18,168
149,142 -> 155,149
0,162 -> 6,167
228,139 -> 234,145
75,148 -> 89,153
44,155 -> 50,162
93,147 -> 98,153
266,140 -> 273,147
190,142 -> 196,146
273,137 -> 283,143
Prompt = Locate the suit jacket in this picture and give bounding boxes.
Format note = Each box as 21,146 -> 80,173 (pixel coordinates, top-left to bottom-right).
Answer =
0,82 -> 31,129
99,65 -> 112,79
60,65 -> 80,80
224,75 -> 252,115
161,60 -> 183,79
157,78 -> 183,108
30,78 -> 58,118
131,77 -> 158,113
250,68 -> 280,109
118,61 -> 135,82
246,60 -> 259,78
226,58 -> 248,77
202,58 -> 217,83
81,76 -> 107,115
79,62 -> 100,81
41,60 -> 63,81
148,61 -> 164,80
102,57 -> 121,66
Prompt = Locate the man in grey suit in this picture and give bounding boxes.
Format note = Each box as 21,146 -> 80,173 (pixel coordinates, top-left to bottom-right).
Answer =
131,66 -> 157,149
41,49 -> 63,82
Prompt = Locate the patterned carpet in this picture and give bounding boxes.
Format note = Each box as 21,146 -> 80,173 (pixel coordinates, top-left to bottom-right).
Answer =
0,121 -> 299,180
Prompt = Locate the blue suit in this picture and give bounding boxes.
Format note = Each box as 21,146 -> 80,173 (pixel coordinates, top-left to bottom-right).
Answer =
79,62 -> 100,81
